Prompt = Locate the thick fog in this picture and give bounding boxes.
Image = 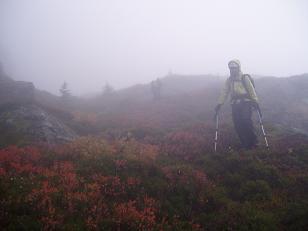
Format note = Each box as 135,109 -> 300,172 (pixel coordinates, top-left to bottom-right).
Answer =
0,0 -> 307,95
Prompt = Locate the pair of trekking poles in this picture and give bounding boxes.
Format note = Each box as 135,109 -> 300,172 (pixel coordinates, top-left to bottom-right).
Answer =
214,109 -> 269,152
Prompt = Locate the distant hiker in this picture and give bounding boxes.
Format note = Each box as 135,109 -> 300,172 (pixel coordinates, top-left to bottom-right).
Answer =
214,59 -> 261,149
102,83 -> 114,97
151,78 -> 162,100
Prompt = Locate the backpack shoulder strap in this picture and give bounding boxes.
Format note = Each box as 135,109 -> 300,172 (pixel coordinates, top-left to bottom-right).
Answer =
242,74 -> 255,87
241,74 -> 255,95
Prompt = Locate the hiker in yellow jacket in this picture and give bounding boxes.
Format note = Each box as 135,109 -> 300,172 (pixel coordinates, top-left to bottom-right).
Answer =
215,59 -> 260,149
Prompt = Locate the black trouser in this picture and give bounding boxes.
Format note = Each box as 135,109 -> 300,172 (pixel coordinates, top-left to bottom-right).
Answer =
231,101 -> 257,149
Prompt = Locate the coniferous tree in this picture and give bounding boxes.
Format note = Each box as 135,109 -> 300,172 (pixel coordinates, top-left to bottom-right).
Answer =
59,82 -> 71,102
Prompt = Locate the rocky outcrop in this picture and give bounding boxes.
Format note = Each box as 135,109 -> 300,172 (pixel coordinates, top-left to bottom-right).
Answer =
0,69 -> 35,106
0,65 -> 77,146
0,104 -> 77,146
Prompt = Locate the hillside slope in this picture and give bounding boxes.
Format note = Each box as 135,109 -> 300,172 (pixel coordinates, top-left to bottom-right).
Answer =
73,73 -> 308,137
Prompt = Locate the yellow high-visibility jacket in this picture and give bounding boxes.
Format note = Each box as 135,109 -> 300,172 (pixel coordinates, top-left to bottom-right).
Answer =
218,74 -> 258,105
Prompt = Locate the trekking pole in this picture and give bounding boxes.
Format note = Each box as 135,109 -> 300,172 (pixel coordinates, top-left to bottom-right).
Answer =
257,109 -> 269,149
214,114 -> 219,152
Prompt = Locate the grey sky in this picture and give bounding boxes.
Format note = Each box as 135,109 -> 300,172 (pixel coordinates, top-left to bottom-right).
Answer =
0,0 -> 307,95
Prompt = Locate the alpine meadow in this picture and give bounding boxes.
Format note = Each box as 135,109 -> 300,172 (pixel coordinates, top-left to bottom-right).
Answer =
0,1 -> 308,230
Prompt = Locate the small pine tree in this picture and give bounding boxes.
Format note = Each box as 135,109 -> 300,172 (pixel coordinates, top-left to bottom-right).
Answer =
59,82 -> 71,102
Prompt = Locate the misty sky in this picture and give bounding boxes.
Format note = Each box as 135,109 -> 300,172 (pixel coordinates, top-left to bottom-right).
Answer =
0,0 -> 307,95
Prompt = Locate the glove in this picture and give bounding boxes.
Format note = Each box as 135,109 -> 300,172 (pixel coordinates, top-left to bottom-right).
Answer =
214,104 -> 222,119
215,104 -> 222,113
